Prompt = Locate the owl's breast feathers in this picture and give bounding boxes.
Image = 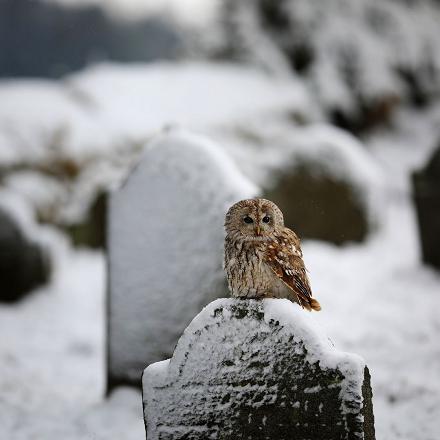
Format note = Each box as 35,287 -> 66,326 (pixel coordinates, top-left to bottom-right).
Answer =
262,229 -> 321,312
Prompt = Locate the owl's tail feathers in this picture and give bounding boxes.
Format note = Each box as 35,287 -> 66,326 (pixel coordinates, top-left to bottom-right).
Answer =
298,295 -> 321,312
309,297 -> 321,312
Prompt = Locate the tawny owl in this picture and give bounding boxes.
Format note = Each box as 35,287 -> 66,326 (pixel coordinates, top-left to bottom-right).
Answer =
224,198 -> 321,311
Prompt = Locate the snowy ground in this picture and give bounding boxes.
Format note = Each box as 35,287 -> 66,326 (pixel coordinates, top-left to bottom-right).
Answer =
1,66 -> 440,438
310,107 -> 440,440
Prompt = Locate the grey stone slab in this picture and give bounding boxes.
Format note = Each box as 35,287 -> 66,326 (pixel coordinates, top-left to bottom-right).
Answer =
143,298 -> 375,440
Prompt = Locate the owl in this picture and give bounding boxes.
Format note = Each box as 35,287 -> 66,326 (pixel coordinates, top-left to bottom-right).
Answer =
224,198 -> 321,311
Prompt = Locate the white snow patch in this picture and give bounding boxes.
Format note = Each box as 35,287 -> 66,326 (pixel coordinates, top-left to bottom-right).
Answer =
0,61 -> 310,225
0,61 -> 310,165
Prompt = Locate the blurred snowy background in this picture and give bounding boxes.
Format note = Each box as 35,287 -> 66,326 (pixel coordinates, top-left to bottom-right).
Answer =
1,0 -> 440,439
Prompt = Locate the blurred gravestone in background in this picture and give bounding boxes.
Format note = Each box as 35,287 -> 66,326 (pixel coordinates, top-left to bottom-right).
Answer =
107,130 -> 257,391
0,206 -> 51,302
265,167 -> 368,245
261,128 -> 380,245
0,0 -> 181,78
66,192 -> 107,249
412,145 -> 440,269
143,299 -> 375,439
224,124 -> 383,245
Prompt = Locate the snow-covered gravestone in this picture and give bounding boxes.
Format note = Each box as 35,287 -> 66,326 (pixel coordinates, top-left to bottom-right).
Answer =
107,131 -> 257,390
143,299 -> 375,440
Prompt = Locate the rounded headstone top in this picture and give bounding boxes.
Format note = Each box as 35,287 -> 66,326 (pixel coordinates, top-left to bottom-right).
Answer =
143,298 -> 375,440
107,130 -> 259,388
118,129 -> 258,197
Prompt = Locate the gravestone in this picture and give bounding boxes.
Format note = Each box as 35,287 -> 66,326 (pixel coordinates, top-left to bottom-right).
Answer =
143,298 -> 375,440
263,164 -> 369,245
225,123 -> 383,245
260,126 -> 382,245
107,130 -> 257,391
412,145 -> 440,269
0,207 -> 51,302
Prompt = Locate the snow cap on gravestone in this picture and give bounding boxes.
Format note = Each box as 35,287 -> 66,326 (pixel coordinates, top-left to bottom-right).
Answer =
106,128 -> 259,390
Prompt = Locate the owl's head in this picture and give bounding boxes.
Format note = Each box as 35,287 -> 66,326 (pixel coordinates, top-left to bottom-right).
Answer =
225,198 -> 284,237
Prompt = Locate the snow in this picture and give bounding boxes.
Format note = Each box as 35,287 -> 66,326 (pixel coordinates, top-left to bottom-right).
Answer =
262,299 -> 364,372
219,120 -> 384,228
0,60 -> 439,439
0,60 -> 309,163
65,61 -> 311,144
0,247 -> 144,440
0,61 -> 309,164
143,297 -> 369,437
0,61 -> 310,226
0,80 -> 98,165
0,188 -> 65,261
108,130 -> 257,385
307,107 -> 440,439
210,0 -> 440,114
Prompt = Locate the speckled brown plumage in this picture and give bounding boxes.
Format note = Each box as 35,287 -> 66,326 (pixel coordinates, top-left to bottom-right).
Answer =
224,198 -> 321,311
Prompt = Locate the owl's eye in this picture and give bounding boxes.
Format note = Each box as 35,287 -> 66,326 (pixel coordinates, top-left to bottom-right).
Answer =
243,216 -> 253,224
262,216 -> 271,223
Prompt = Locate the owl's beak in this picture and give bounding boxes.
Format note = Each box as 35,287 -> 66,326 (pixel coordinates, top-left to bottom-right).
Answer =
255,225 -> 261,236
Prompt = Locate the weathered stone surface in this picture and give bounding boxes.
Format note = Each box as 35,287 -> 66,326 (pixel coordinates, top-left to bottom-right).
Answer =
143,298 -> 375,440
0,207 -> 51,302
107,131 -> 256,391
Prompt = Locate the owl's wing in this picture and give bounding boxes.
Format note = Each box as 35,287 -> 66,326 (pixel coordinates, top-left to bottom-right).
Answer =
263,229 -> 320,311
